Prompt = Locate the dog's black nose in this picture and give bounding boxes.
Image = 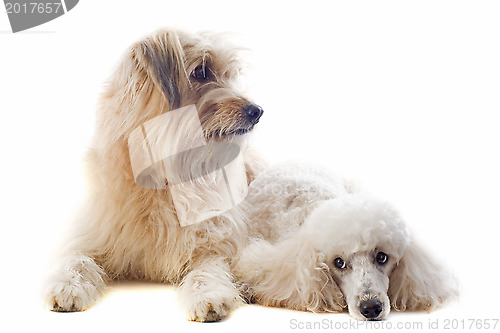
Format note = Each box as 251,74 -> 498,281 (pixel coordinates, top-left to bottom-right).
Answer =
242,104 -> 263,124
360,299 -> 383,319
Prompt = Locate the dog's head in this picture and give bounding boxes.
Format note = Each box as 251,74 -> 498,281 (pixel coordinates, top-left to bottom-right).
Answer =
104,29 -> 262,143
302,194 -> 457,320
304,195 -> 409,320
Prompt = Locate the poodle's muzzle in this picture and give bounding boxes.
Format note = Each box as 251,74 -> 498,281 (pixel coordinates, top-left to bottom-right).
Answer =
359,299 -> 383,319
333,253 -> 393,320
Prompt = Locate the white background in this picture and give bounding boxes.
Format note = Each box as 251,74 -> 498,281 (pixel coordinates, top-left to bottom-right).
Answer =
1,1 -> 499,332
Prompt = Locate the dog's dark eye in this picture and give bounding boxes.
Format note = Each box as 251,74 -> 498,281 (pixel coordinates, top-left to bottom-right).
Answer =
191,65 -> 212,82
375,252 -> 388,265
333,257 -> 346,270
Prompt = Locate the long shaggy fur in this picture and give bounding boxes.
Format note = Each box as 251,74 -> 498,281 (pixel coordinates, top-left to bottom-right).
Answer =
234,163 -> 458,320
45,29 -> 265,322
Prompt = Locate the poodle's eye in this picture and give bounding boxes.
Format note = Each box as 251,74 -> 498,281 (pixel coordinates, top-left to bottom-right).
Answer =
375,252 -> 388,265
191,65 -> 212,82
333,257 -> 346,270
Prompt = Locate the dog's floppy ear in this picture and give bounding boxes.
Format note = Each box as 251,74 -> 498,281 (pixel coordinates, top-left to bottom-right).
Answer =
235,237 -> 346,312
133,30 -> 184,110
388,238 -> 458,312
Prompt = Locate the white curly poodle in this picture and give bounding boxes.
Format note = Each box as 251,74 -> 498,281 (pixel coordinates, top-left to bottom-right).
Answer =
234,163 -> 458,320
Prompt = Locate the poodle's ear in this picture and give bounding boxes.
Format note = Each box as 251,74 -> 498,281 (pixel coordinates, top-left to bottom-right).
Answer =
234,238 -> 346,312
388,238 -> 458,312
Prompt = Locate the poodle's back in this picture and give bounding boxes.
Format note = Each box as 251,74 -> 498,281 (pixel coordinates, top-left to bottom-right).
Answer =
244,163 -> 352,243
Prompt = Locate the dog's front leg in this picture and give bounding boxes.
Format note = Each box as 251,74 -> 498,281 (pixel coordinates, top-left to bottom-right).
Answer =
45,254 -> 108,312
178,257 -> 242,322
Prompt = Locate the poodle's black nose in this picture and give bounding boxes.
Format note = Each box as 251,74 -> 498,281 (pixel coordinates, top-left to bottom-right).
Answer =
242,104 -> 264,125
360,299 -> 383,319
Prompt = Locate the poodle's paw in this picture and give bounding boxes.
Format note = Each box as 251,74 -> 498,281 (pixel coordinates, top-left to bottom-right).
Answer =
46,279 -> 102,312
185,293 -> 240,322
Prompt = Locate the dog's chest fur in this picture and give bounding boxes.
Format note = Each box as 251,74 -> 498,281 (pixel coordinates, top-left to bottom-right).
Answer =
82,145 -> 244,283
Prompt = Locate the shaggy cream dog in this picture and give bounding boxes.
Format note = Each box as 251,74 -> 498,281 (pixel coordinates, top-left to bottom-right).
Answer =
234,164 -> 458,320
45,29 -> 265,322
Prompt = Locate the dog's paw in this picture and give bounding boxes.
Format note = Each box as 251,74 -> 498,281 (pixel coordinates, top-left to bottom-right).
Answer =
46,279 -> 102,312
45,255 -> 107,312
185,294 -> 241,322
179,259 -> 243,322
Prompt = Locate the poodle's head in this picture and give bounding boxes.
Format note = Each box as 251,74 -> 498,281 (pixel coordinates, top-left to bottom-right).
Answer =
237,193 -> 458,319
303,194 -> 410,320
301,193 -> 458,320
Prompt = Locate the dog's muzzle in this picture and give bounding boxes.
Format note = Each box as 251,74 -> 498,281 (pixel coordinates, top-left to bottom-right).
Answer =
359,299 -> 383,320
242,104 -> 263,125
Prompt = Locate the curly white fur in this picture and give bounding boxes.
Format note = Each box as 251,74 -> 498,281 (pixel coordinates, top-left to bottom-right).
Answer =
234,163 -> 458,320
